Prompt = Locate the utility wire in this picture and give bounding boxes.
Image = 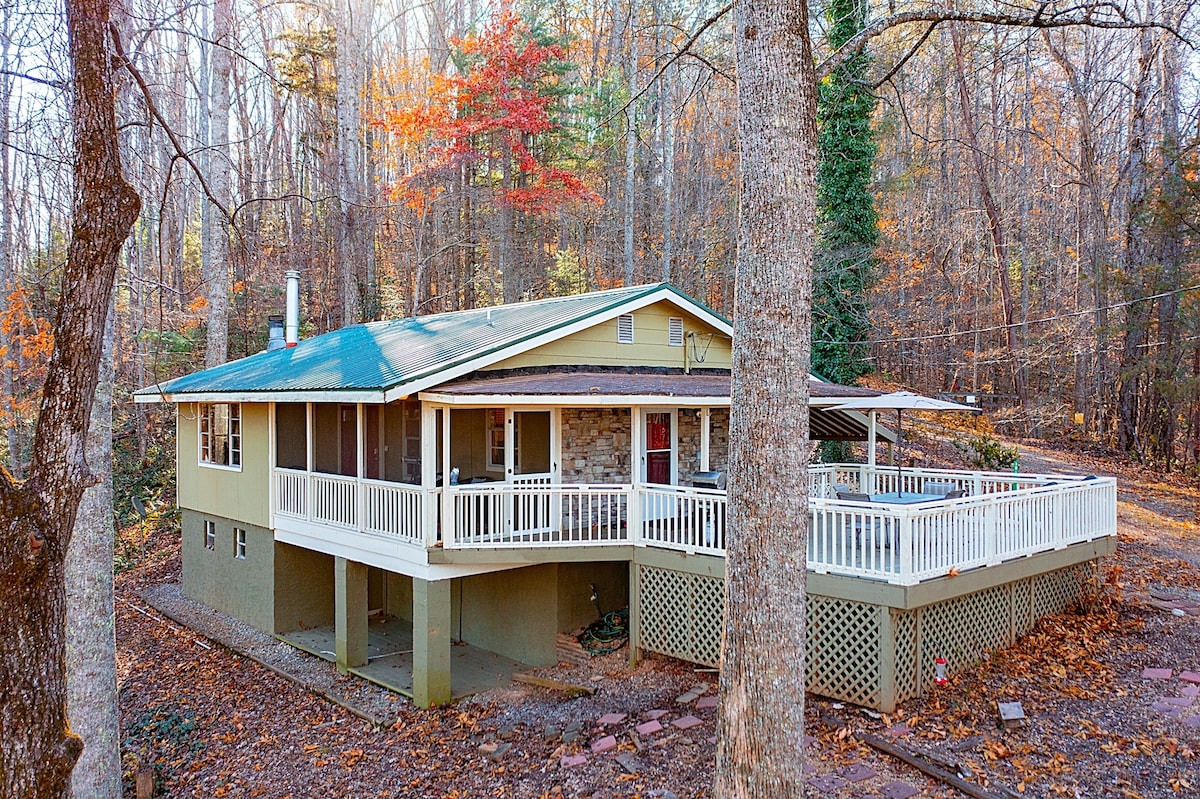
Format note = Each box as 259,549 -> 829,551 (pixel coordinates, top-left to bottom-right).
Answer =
815,282 -> 1200,347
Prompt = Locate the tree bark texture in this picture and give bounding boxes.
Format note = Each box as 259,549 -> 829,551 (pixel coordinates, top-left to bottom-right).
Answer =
336,0 -> 375,324
203,0 -> 231,368
0,0 -> 140,795
66,300 -> 121,799
715,0 -> 814,796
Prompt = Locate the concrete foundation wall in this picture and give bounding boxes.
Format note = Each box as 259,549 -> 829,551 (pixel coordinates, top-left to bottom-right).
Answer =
557,562 -> 630,633
274,543 -> 334,633
182,509 -> 274,633
455,565 -> 559,666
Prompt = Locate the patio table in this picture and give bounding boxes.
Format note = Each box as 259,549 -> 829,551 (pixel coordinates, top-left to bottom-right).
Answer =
870,492 -> 943,505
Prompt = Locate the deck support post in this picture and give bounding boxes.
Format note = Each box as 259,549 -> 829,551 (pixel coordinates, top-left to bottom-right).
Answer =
334,556 -> 368,672
413,577 -> 452,708
627,559 -> 642,667
877,605 -> 898,713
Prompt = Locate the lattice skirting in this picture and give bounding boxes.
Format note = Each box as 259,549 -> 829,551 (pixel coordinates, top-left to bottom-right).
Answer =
634,560 -> 1098,711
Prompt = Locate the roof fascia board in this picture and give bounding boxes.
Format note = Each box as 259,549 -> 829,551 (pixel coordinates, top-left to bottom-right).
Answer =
419,391 -> 731,407
136,389 -> 387,405
383,286 -> 732,403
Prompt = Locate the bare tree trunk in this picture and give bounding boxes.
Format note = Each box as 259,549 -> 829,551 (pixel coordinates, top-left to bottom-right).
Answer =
203,0 -> 231,367
335,0 -> 376,324
950,24 -> 1027,411
660,62 -> 676,284
1117,24 -> 1156,456
66,297 -> 119,799
622,16 -> 638,286
0,5 -> 19,477
715,0 -> 814,795
0,0 -> 140,795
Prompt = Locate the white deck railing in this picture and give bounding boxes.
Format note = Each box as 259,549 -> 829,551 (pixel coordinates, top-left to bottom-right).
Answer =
270,465 -> 1117,586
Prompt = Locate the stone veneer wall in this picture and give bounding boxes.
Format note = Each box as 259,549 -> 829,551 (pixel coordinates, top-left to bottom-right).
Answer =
677,410 -> 701,485
709,409 -> 729,473
561,408 -> 632,483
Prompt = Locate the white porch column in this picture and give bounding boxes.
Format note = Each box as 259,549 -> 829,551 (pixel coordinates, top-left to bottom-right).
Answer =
700,407 -> 711,472
305,402 -> 314,522
421,403 -> 439,546
627,406 -> 643,540
867,410 -> 877,468
441,406 -> 454,546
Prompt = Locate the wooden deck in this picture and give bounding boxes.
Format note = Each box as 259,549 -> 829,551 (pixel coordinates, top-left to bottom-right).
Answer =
280,616 -> 529,700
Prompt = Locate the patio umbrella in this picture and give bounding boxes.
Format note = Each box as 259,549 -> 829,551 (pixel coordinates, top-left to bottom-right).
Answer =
829,391 -> 982,494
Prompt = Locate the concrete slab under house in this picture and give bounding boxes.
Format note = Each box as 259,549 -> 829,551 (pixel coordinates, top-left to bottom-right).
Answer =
138,282 -> 1117,709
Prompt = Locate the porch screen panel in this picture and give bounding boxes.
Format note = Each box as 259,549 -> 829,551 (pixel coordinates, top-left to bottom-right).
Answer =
275,403 -> 307,470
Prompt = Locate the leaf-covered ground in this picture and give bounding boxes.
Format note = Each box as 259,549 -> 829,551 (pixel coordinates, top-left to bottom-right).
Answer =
116,447 -> 1200,798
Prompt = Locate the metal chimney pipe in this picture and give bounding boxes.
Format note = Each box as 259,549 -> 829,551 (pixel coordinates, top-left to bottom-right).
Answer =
284,269 -> 300,347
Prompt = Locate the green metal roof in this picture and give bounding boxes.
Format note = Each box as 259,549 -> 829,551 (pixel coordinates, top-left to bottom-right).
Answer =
135,283 -> 730,401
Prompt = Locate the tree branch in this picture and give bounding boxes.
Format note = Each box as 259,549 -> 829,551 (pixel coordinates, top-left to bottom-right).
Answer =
107,22 -> 238,233
818,4 -> 1179,80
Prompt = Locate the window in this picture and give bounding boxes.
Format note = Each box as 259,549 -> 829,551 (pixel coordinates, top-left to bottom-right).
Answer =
234,527 -> 246,559
487,409 -> 506,470
204,520 -> 216,551
617,314 -> 634,344
199,403 -> 241,468
668,317 -> 684,347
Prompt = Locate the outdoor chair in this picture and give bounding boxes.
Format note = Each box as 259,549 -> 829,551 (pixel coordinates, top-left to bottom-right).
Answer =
924,481 -> 959,496
832,483 -> 851,498
836,491 -> 871,502
942,489 -> 965,499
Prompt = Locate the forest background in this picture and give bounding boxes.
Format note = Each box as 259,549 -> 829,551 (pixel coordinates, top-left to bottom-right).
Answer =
1,0 -> 1198,494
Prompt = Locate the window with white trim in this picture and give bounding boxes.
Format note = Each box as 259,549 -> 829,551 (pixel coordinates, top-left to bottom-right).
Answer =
487,409 -> 506,470
234,527 -> 247,559
204,520 -> 216,551
668,317 -> 684,346
617,314 -> 634,344
199,403 -> 241,468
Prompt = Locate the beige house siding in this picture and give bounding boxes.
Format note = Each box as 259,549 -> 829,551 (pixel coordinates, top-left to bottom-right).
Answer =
483,303 -> 731,371
177,401 -> 271,528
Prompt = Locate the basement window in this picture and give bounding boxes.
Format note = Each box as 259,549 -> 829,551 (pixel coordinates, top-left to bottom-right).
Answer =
234,527 -> 247,560
199,403 -> 241,470
204,520 -> 216,551
617,314 -> 634,344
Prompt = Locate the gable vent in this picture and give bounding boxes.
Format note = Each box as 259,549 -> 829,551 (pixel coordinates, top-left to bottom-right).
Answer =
668,317 -> 684,347
617,314 -> 634,344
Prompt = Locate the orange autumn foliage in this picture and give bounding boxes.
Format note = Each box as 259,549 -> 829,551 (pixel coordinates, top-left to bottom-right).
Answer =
377,5 -> 600,217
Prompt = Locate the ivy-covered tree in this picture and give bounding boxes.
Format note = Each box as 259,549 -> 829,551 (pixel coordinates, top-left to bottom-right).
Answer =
813,0 -> 879,384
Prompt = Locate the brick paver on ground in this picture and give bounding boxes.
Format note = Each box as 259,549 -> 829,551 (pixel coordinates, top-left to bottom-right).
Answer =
635,719 -> 663,736
1142,667 -> 1173,679
878,781 -> 921,799
590,735 -> 617,753
840,762 -> 878,782
597,712 -> 628,725
671,715 -> 703,730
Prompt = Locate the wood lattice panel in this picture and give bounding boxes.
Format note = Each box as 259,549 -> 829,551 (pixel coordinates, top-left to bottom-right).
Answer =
806,596 -> 882,707
1032,563 -> 1091,619
637,565 -> 724,667
893,610 -> 919,701
636,558 -> 1099,711
916,584 -> 1010,687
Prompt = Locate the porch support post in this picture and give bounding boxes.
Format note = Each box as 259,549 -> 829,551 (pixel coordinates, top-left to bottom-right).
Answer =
867,411 -> 877,468
699,407 -> 711,472
877,605 -> 898,713
334,556 -> 368,672
627,559 -> 642,666
413,577 -> 452,707
421,403 -> 439,547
